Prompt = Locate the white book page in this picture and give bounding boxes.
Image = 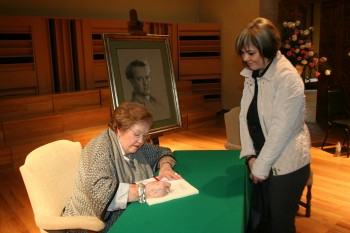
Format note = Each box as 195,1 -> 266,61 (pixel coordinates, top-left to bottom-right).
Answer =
136,177 -> 199,205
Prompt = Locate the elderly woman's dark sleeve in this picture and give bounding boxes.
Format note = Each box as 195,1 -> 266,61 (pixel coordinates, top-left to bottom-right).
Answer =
140,143 -> 175,171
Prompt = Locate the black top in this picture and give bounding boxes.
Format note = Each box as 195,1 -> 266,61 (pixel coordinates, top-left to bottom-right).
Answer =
246,62 -> 272,155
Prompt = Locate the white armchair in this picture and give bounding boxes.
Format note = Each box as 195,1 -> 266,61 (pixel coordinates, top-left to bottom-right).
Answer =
20,140 -> 105,233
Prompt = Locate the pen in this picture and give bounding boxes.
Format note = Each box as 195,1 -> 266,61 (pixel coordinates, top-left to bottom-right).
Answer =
153,175 -> 160,181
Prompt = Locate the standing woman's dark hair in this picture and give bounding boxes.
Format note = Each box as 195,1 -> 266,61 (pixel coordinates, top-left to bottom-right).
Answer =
235,17 -> 281,61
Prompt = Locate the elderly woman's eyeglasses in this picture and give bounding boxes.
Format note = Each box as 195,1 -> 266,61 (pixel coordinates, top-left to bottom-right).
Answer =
129,128 -> 150,141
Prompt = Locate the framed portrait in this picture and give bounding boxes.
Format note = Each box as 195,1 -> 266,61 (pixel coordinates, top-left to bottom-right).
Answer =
103,34 -> 182,134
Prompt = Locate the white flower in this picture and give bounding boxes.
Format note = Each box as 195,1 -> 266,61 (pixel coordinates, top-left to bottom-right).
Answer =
304,29 -> 310,36
295,21 -> 301,26
301,60 -> 308,65
309,26 -> 314,31
295,48 -> 300,53
284,44 -> 291,49
283,22 -> 288,27
300,44 -> 306,50
325,70 -> 331,76
288,22 -> 296,28
292,34 -> 298,41
308,51 -> 314,57
305,42 -> 312,48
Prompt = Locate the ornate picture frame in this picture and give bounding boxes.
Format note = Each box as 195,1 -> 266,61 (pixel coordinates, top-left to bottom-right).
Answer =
103,34 -> 181,134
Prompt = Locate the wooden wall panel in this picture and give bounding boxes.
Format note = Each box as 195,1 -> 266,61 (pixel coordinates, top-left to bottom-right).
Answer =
0,145 -> 12,170
62,107 -> 110,131
179,58 -> 221,80
166,23 -> 179,81
72,19 -> 94,90
0,95 -> 53,120
100,88 -> 112,107
178,23 -> 221,101
51,18 -> 75,92
90,19 -> 129,34
3,115 -> 64,144
0,69 -> 37,89
0,16 -> 53,98
0,123 -> 3,144
178,23 -> 221,36
31,17 -> 54,95
52,90 -> 101,112
93,62 -> 109,88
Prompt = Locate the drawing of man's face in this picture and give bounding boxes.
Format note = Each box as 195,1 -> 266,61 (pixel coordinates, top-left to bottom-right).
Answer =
129,64 -> 151,96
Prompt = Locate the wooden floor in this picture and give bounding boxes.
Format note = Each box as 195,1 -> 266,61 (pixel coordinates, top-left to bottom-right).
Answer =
1,115 -> 350,233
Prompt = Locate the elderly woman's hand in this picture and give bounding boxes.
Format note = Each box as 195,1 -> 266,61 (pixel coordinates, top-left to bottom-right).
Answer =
145,181 -> 171,198
158,162 -> 182,180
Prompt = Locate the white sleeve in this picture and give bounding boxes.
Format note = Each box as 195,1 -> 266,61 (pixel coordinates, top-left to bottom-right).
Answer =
107,183 -> 129,211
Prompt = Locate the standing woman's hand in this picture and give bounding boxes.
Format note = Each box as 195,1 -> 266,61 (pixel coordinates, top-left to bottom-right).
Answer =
248,157 -> 267,183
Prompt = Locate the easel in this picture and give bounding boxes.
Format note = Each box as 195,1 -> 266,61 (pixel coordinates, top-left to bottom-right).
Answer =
127,9 -> 162,145
127,9 -> 147,36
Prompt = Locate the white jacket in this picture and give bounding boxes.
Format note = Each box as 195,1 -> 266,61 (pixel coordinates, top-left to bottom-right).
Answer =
239,51 -> 311,179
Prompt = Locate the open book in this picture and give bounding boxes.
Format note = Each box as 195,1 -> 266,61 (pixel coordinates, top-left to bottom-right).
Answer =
136,177 -> 199,205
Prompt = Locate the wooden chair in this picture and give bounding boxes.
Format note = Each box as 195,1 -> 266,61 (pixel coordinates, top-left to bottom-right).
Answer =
224,106 -> 241,150
321,88 -> 350,157
20,140 -> 105,233
299,169 -> 313,217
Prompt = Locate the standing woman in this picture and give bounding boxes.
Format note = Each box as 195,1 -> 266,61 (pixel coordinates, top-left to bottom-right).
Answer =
235,17 -> 311,233
62,102 -> 181,232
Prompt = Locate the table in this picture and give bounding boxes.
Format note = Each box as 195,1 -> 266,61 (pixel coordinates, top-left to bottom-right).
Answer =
109,150 -> 248,233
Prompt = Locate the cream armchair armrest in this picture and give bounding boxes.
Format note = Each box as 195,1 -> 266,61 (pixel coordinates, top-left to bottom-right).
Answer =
35,215 -> 105,231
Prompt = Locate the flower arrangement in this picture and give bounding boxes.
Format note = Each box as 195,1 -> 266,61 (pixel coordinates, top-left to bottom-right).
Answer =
280,20 -> 332,81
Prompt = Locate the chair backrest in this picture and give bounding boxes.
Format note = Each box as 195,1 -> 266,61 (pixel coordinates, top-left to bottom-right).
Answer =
327,88 -> 349,121
20,140 -> 82,229
224,106 -> 241,150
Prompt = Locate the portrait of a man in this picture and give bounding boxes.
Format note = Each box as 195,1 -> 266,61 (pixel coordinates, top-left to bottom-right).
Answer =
125,60 -> 154,103
119,49 -> 171,121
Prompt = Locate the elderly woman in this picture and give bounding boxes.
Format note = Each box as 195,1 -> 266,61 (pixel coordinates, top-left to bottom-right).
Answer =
62,102 -> 181,232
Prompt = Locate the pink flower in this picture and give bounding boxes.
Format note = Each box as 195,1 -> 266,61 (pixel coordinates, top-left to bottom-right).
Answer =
319,57 -> 327,63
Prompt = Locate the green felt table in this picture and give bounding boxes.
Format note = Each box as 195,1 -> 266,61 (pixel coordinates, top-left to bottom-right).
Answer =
109,150 -> 248,233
